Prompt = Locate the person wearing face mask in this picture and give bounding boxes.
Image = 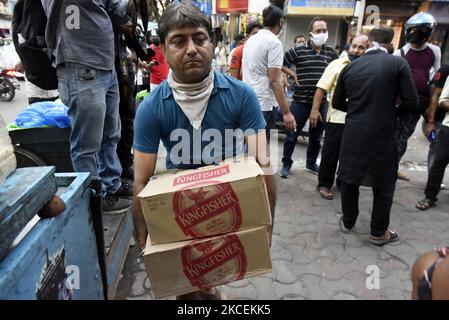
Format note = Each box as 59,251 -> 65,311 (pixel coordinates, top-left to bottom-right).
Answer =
308,35 -> 369,200
394,12 -> 441,181
332,27 -> 418,245
279,17 -> 337,178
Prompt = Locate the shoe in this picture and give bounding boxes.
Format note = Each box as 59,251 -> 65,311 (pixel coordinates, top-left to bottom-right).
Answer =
115,181 -> 133,199
279,165 -> 291,178
339,216 -> 352,234
369,230 -> 399,246
102,193 -> 132,214
306,163 -> 320,175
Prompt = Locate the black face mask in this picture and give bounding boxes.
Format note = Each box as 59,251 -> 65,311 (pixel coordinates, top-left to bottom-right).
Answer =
348,54 -> 360,61
406,27 -> 431,44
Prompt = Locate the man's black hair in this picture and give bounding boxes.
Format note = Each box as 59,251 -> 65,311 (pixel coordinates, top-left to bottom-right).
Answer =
262,5 -> 284,29
246,21 -> 263,35
309,17 -> 326,32
158,0 -> 211,45
234,33 -> 246,44
294,34 -> 305,42
368,26 -> 395,46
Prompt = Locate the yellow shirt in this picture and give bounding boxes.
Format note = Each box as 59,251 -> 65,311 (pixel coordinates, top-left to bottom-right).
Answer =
439,77 -> 449,127
316,56 -> 350,124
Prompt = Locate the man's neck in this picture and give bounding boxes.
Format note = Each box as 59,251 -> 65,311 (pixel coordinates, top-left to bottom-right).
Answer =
265,27 -> 277,35
173,69 -> 211,85
410,42 -> 426,50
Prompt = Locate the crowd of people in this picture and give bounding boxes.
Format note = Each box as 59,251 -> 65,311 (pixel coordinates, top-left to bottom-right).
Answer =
14,0 -> 449,300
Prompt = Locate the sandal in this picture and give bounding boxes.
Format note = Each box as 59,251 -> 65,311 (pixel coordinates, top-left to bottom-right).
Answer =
416,198 -> 436,211
397,171 -> 410,181
318,187 -> 333,200
176,288 -> 227,300
198,288 -> 227,300
369,229 -> 399,246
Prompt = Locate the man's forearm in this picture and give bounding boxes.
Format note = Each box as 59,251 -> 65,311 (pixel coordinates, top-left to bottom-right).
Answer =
428,88 -> 442,122
312,88 -> 326,113
272,80 -> 290,114
281,66 -> 295,79
132,181 -> 148,249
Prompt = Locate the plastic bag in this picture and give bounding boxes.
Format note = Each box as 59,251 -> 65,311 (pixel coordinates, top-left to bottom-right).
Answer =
14,101 -> 70,129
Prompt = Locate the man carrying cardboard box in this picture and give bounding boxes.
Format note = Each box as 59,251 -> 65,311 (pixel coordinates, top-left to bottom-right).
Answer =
132,1 -> 281,300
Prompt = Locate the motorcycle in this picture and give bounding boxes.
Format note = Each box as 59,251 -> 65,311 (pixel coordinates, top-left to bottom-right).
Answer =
0,69 -> 20,102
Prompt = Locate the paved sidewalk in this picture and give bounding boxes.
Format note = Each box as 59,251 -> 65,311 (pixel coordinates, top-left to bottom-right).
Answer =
116,129 -> 449,300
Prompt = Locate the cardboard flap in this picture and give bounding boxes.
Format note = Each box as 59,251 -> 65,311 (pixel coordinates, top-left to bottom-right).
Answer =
138,158 -> 264,198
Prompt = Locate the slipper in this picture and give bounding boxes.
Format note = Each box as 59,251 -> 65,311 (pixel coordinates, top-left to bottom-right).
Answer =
176,288 -> 227,300
416,198 -> 436,211
397,171 -> 410,181
318,187 -> 333,200
198,288 -> 227,300
369,230 -> 399,246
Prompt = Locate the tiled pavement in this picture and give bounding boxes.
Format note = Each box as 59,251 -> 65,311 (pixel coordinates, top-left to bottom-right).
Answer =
116,128 -> 449,300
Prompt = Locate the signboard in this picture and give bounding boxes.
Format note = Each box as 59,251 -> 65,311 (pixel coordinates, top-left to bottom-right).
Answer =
287,0 -> 356,16
216,0 -> 248,14
192,0 -> 212,16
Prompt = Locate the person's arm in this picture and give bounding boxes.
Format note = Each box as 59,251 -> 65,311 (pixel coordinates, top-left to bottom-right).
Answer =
281,66 -> 300,87
133,151 -> 157,250
398,59 -> 419,114
246,132 -> 275,246
269,67 -> 296,132
132,98 -> 162,249
425,86 -> 442,135
439,78 -> 449,112
332,69 -> 348,112
309,88 -> 326,128
310,62 -> 336,128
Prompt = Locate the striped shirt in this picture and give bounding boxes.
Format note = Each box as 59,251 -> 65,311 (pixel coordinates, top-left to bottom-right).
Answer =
284,41 -> 336,104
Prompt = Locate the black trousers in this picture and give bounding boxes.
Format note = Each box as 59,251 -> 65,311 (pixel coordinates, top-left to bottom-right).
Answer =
340,181 -> 396,237
28,96 -> 58,105
318,122 -> 344,189
115,53 -> 136,180
425,126 -> 449,202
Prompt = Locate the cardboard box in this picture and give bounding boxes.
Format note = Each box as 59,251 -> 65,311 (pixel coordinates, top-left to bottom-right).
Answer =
138,159 -> 272,245
144,226 -> 272,299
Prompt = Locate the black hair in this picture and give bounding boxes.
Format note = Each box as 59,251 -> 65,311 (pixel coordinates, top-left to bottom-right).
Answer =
309,17 -> 326,32
262,5 -> 284,29
294,34 -> 305,43
246,21 -> 263,35
368,26 -> 395,46
234,33 -> 246,44
158,0 -> 211,45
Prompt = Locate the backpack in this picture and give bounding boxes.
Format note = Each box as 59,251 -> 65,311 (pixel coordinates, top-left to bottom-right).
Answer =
12,0 -> 62,90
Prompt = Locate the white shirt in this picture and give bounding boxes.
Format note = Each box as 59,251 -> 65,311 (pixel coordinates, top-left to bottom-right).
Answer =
439,77 -> 449,127
25,78 -> 59,99
215,47 -> 228,66
242,29 -> 284,112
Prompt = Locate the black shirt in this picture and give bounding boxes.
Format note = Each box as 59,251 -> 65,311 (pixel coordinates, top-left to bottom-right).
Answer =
284,40 -> 336,105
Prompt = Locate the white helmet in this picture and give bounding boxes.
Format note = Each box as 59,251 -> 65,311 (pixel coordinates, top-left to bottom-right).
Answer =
405,12 -> 436,44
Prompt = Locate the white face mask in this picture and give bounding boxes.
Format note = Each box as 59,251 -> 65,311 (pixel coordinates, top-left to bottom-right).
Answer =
311,32 -> 329,47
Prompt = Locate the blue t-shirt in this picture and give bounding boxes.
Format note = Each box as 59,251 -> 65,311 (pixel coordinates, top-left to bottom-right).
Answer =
134,72 -> 266,169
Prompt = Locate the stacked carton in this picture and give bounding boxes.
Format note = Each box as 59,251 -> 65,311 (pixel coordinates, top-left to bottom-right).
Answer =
138,157 -> 273,299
